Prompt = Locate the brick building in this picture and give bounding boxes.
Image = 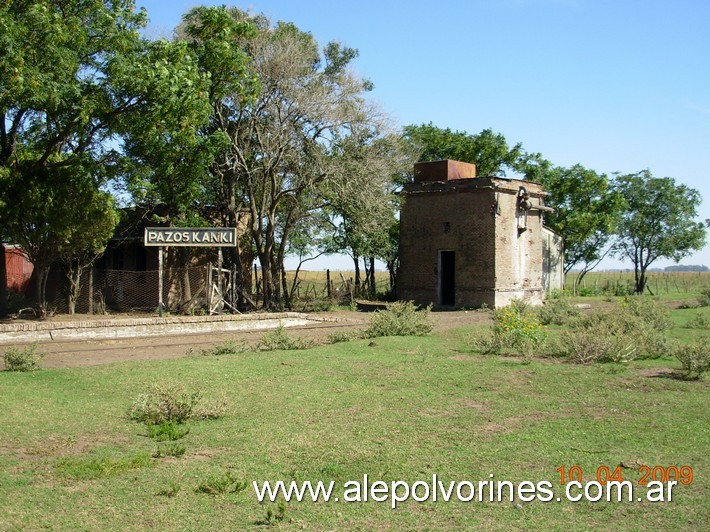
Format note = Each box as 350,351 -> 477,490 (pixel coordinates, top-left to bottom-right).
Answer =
398,160 -> 563,308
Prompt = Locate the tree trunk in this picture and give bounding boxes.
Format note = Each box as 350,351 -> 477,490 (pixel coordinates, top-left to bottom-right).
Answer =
368,256 -> 376,297
66,261 -> 82,315
35,265 -> 49,319
353,255 -> 360,297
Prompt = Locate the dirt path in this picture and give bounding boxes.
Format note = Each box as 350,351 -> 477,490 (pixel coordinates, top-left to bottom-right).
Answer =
1,310 -> 492,369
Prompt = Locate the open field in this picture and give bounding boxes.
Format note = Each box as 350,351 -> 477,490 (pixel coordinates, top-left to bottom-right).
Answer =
0,301 -> 708,529
566,271 -> 710,300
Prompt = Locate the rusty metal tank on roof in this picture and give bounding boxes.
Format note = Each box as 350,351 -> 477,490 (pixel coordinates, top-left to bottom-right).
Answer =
413,160 -> 477,183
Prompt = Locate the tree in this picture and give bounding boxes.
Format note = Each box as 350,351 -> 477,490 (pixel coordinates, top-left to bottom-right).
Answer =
1,166 -> 117,315
541,165 -> 624,289
322,128 -> 412,297
613,171 -> 707,294
402,123 -> 525,176
0,0 -> 147,316
181,7 -> 385,310
57,183 -> 118,314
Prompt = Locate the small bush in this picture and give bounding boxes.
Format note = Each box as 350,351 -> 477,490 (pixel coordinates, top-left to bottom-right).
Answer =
537,298 -> 581,326
128,383 -> 202,424
258,325 -> 315,351
557,325 -> 637,364
198,339 -> 249,356
463,328 -> 500,355
196,471 -> 247,495
3,344 -> 43,372
263,501 -> 287,525
492,301 -> 546,355
570,303 -> 672,359
327,330 -> 362,344
698,286 -> 710,307
674,341 -> 710,379
145,420 -> 190,441
364,301 -> 434,338
153,443 -> 186,458
621,296 -> 673,332
684,312 -> 710,329
192,395 -> 229,420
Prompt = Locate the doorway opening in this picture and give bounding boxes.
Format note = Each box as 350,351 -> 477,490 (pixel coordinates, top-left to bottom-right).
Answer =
439,250 -> 455,306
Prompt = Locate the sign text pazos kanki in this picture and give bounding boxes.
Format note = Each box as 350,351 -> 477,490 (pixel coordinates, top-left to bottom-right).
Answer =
143,227 -> 237,247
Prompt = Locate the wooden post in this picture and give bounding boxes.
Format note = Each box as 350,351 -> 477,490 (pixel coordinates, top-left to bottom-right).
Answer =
158,246 -> 164,317
88,266 -> 94,314
254,263 -> 258,295
326,269 -> 331,298
217,248 -> 223,313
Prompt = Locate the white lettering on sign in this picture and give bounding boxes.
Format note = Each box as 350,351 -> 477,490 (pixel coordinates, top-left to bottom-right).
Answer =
143,228 -> 237,247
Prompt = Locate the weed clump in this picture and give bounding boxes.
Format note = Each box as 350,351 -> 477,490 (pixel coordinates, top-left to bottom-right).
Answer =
684,312 -> 710,329
364,301 -> 434,338
145,420 -> 190,441
3,344 -> 43,372
196,471 -> 247,495
128,382 -> 227,424
196,339 -> 249,356
258,325 -> 315,351
554,298 -> 673,363
675,341 -> 710,379
537,298 -> 581,325
697,286 -> 710,307
55,452 -> 152,479
152,442 -> 186,458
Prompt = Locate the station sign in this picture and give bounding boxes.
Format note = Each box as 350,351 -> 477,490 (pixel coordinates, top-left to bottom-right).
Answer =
144,227 -> 237,247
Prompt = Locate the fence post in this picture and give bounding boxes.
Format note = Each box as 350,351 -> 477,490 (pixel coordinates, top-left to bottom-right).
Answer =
326,269 -> 331,298
158,246 -> 164,317
88,266 -> 94,314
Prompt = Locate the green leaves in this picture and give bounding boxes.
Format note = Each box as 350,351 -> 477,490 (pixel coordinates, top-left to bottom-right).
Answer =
613,171 -> 707,292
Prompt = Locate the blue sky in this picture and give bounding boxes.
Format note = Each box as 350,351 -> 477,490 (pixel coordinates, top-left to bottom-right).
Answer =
136,0 -> 710,270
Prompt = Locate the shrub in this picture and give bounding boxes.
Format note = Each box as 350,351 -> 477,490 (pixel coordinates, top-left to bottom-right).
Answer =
198,339 -> 249,356
537,298 -> 581,326
3,344 -> 43,372
621,296 -> 673,332
463,328 -> 500,355
145,420 -> 190,441
674,341 -> 710,379
327,330 -> 362,344
258,325 -> 315,351
557,324 -> 637,364
684,312 -> 710,329
128,383 -> 202,424
570,303 -> 672,359
364,301 -> 434,338
492,301 -> 546,355
697,286 -> 710,307
153,443 -> 186,458
196,471 -> 248,495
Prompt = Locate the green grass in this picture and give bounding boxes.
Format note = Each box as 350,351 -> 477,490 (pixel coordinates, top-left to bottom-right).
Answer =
0,309 -> 708,529
566,271 -> 710,300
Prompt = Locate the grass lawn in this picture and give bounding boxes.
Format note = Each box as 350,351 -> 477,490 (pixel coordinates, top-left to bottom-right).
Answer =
0,309 -> 708,529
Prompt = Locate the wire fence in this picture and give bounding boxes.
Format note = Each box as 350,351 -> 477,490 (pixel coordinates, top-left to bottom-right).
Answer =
565,271 -> 710,297
34,267 -> 394,315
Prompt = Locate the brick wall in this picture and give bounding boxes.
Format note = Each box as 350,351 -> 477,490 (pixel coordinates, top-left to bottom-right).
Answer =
398,174 -> 550,308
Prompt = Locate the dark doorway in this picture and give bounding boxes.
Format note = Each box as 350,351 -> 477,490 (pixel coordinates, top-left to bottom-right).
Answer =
439,250 -> 455,306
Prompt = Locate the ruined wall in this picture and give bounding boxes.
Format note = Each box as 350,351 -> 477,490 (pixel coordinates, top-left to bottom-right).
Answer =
492,183 -> 545,307
398,170 -> 552,308
398,180 -> 497,307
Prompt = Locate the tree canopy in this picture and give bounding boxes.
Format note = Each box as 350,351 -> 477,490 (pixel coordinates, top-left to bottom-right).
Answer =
613,171 -> 707,294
